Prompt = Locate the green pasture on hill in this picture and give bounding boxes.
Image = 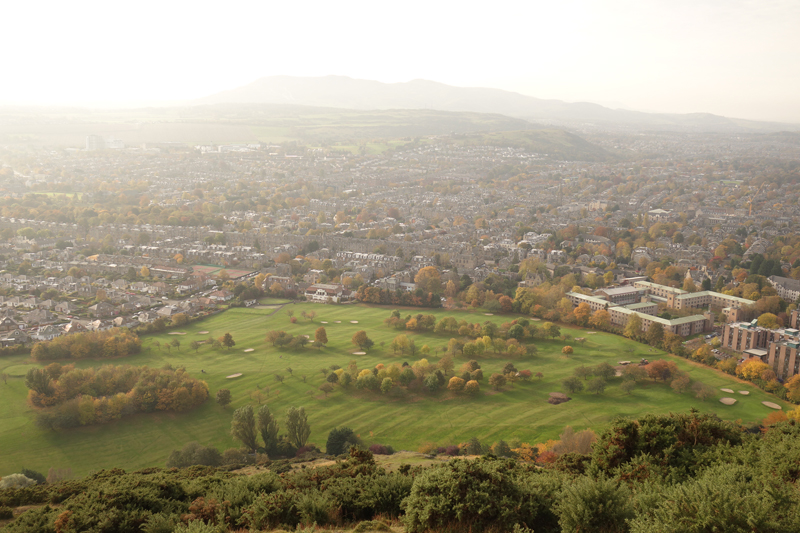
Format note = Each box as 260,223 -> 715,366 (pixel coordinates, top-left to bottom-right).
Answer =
0,303 -> 789,478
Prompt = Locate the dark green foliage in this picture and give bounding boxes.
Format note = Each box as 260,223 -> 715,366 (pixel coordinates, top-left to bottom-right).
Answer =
285,406 -> 311,449
166,442 -> 222,468
556,476 -> 633,533
562,376 -> 584,393
628,464 -> 800,532
326,426 -> 357,456
591,412 -> 742,478
423,374 -> 440,392
0,506 -> 12,519
215,389 -> 231,407
403,457 -> 560,533
20,468 -> 46,485
230,405 -> 259,452
465,436 -> 484,455
256,404 -> 280,454
7,414 -> 800,533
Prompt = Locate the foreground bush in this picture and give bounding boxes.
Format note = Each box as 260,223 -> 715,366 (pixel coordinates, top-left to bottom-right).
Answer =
403,457 -> 562,533
5,414 -> 800,532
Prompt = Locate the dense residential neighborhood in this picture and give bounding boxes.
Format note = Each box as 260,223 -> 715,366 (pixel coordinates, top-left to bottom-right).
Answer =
0,127 -> 798,390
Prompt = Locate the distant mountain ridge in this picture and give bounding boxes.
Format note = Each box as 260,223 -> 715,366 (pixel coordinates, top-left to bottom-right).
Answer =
196,76 -> 797,132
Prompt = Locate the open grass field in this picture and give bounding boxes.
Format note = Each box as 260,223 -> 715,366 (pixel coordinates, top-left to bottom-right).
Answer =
0,303 -> 789,478
191,265 -> 255,279
257,297 -> 293,305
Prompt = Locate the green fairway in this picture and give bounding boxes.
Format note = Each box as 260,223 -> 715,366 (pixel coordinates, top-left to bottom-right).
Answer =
0,303 -> 789,478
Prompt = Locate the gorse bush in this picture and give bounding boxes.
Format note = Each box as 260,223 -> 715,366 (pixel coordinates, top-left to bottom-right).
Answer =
5,413 -> 800,532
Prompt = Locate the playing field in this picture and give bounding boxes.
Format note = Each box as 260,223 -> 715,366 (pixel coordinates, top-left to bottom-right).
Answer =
191,265 -> 255,279
0,303 -> 788,478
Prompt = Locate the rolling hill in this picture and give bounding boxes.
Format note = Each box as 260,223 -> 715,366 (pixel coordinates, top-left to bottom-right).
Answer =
197,75 -> 798,132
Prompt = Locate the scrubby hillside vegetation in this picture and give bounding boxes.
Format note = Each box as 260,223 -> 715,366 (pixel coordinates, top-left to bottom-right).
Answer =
2,412 -> 800,532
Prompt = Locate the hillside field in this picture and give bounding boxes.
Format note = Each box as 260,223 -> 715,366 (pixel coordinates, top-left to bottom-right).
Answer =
0,303 -> 789,478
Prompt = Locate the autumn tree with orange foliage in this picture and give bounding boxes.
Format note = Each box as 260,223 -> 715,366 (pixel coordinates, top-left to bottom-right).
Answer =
785,375 -> 800,403
762,411 -> 788,428
646,360 -> 679,382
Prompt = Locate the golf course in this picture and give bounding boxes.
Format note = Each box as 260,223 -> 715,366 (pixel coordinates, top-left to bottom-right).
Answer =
0,303 -> 789,477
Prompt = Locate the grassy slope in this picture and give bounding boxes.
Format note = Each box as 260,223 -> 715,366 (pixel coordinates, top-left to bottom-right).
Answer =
0,303 -> 788,478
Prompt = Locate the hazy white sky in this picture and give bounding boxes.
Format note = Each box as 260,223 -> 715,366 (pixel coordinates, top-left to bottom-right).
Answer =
3,0 -> 798,122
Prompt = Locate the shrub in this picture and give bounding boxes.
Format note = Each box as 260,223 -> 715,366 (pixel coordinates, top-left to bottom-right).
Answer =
295,444 -> 318,458
222,448 -> 252,467
404,458 -> 542,533
166,442 -> 222,468
20,468 -> 46,485
369,444 -> 394,455
327,427 -> 358,456
627,464 -> 800,532
0,474 -> 36,489
353,520 -> 391,533
0,506 -> 12,519
418,441 -> 438,455
444,445 -> 461,456
556,476 -> 633,533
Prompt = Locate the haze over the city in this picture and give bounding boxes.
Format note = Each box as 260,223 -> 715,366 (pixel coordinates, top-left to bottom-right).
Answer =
3,0 -> 798,123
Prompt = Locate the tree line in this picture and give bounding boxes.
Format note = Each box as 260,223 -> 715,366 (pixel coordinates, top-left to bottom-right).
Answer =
29,363 -> 208,430
30,329 -> 141,361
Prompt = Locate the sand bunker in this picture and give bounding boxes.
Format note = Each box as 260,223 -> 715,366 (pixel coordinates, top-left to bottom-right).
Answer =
484,313 -> 494,316
738,391 -> 750,395
334,321 -> 341,323
226,373 -> 242,379
320,321 -> 328,324
720,397 -> 737,405
762,401 -> 782,410
586,331 -> 597,334
244,348 -> 254,352
720,388 -> 734,393
198,331 -> 209,334
353,351 -> 366,355
350,320 -> 359,323
548,392 -> 571,405
168,332 -> 187,335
